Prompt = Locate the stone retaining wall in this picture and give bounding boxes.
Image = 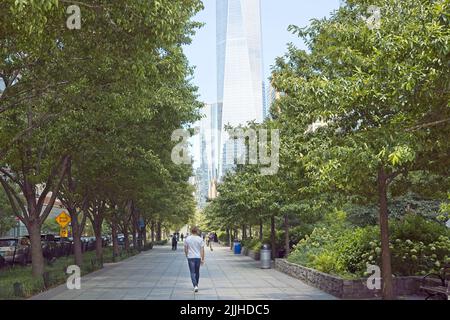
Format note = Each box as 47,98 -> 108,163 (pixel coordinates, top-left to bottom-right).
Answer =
275,259 -> 430,299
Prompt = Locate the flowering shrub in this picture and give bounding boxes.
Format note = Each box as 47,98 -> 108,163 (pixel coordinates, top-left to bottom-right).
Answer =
364,215 -> 450,276
287,214 -> 450,279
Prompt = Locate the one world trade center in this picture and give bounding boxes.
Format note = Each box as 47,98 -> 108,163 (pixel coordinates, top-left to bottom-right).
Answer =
216,0 -> 265,177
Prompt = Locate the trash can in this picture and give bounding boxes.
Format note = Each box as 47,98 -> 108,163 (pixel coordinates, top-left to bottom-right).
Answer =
233,241 -> 241,254
260,244 -> 271,269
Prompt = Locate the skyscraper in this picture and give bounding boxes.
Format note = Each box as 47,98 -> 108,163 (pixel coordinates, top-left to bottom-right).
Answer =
193,103 -> 222,208
217,0 -> 265,177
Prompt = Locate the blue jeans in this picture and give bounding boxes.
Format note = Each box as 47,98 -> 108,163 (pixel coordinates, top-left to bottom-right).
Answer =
187,258 -> 201,287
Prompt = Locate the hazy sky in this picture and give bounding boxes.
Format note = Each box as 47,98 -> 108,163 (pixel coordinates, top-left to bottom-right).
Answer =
184,0 -> 341,104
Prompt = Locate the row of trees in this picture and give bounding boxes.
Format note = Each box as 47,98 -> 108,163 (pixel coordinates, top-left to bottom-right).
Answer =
205,0 -> 449,299
0,0 -> 203,277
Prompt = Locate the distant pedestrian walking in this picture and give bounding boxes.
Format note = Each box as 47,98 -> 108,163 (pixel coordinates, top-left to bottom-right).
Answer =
184,226 -> 205,292
171,234 -> 178,251
180,233 -> 184,242
208,233 -> 214,251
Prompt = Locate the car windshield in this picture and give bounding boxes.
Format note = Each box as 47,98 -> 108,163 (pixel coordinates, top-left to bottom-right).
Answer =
0,240 -> 17,247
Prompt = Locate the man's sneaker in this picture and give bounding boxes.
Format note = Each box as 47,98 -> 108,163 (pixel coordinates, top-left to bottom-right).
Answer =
194,286 -> 198,293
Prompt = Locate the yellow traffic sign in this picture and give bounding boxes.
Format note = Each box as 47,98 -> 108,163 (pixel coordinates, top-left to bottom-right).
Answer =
55,212 -> 71,228
60,227 -> 69,238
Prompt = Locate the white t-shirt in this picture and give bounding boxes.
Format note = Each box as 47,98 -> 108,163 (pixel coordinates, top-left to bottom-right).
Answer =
184,235 -> 205,259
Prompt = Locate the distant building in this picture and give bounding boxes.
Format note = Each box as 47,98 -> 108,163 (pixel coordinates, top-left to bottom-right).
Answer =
262,81 -> 268,119
266,82 -> 283,115
196,135 -> 210,209
217,0 -> 265,177
194,103 -> 223,208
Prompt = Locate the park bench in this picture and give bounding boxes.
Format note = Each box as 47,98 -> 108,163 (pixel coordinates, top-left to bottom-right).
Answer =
420,264 -> 449,300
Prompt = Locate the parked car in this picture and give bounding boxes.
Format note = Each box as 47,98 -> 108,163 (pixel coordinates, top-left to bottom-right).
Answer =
24,234 -> 58,261
81,237 -> 96,252
24,234 -> 66,261
117,234 -> 129,247
0,237 -> 31,265
53,236 -> 74,256
102,235 -> 111,247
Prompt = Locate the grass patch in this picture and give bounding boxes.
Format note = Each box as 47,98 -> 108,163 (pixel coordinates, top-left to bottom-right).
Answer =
0,247 -> 139,300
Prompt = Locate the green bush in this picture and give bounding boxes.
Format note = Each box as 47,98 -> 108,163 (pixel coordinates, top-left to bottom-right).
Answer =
311,250 -> 338,274
288,214 -> 450,279
289,225 -> 315,245
391,213 -> 449,243
241,238 -> 262,252
217,232 -> 229,243
287,225 -> 376,278
287,226 -> 337,271
334,226 -> 378,276
364,215 -> 450,276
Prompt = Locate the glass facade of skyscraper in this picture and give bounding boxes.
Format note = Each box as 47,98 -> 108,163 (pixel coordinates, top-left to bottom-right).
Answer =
194,103 -> 222,207
217,0 -> 264,177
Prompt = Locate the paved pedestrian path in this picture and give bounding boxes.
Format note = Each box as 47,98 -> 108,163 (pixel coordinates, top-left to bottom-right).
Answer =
31,244 -> 336,300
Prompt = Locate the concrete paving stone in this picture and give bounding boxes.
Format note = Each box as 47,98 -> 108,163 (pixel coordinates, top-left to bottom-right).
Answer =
195,295 -> 220,300
171,295 -> 195,300
145,295 -> 172,300
218,296 -> 243,300
30,245 -> 336,301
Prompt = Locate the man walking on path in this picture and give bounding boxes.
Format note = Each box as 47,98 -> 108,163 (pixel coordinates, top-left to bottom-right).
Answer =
184,226 -> 205,292
171,234 -> 178,250
208,233 -> 214,251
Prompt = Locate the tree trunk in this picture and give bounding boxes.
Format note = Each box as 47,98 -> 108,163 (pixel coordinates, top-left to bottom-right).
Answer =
111,222 -> 120,258
151,220 -> 155,242
242,224 -> 247,240
93,223 -> 103,265
249,225 -> 252,238
63,159 -> 84,267
271,216 -> 276,260
156,221 -> 161,241
132,225 -> 137,249
229,228 -> 234,250
69,208 -> 84,268
284,214 -> 290,257
378,167 -> 394,300
142,224 -> 147,246
226,228 -> 230,246
124,229 -> 130,251
72,222 -> 83,268
28,221 -> 45,277
259,219 -> 263,241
